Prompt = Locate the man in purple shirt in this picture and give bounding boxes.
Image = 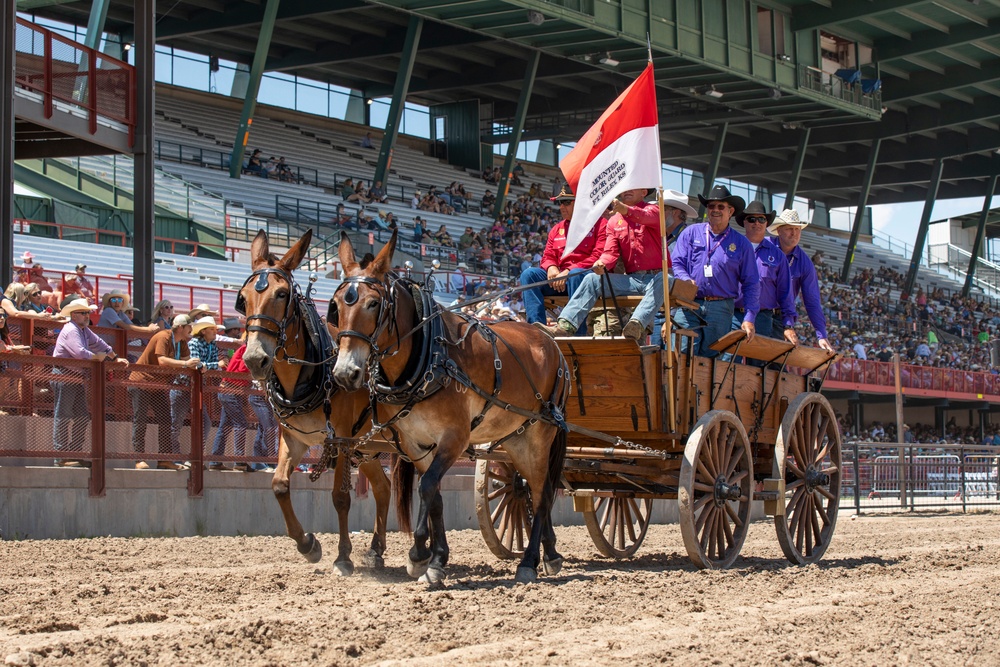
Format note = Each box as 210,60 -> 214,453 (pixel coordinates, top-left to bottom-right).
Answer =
733,201 -> 798,346
672,185 -> 760,358
768,210 -> 835,352
51,298 -> 129,467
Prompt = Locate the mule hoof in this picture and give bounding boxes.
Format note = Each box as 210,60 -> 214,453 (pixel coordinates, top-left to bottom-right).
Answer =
515,566 -> 538,585
406,557 -> 430,579
298,533 -> 323,564
542,557 -> 564,577
362,550 -> 385,570
333,560 -> 355,577
418,567 -> 446,589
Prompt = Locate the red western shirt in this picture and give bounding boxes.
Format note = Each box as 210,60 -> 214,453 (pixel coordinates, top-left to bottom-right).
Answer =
540,217 -> 609,273
599,202 -> 670,272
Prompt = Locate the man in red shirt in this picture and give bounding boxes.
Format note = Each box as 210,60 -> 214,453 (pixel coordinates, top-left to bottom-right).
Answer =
518,185 -> 608,333
536,188 -> 696,342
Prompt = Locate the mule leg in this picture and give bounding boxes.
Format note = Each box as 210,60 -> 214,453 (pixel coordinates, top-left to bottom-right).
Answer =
414,452 -> 458,587
540,501 -> 564,577
359,458 -> 390,569
272,432 -> 323,564
503,426 -> 561,583
331,453 -> 355,576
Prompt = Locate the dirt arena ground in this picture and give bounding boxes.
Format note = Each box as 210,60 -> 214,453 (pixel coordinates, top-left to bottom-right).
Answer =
1,511 -> 998,666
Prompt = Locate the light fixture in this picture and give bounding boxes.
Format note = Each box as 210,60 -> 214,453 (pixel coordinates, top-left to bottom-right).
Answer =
599,53 -> 620,67
123,42 -> 132,52
881,106 -> 888,114
366,98 -> 373,106
526,9 -> 545,25
776,53 -> 791,62
556,143 -> 563,150
768,87 -> 781,100
697,85 -> 723,99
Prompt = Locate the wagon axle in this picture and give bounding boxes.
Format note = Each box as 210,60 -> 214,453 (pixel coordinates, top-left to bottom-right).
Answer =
713,477 -> 744,506
805,467 -> 831,491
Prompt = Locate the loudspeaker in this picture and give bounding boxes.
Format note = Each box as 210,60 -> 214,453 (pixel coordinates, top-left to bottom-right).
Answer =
209,56 -> 220,72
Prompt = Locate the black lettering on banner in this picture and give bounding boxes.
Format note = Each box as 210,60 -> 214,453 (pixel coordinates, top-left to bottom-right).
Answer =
589,160 -> 628,205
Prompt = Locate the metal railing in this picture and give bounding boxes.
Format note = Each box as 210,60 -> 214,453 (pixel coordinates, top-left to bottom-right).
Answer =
842,443 -> 1000,513
828,357 -> 1000,398
798,64 -> 882,113
154,139 -> 321,187
14,18 -> 135,145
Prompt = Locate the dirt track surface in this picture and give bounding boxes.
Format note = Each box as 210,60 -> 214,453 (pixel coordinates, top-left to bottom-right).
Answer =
1,512 -> 999,666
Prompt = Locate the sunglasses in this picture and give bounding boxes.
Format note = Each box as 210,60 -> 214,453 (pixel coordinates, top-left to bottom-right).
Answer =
744,216 -> 767,224
706,203 -> 730,211
109,297 -> 124,303
31,292 -> 42,297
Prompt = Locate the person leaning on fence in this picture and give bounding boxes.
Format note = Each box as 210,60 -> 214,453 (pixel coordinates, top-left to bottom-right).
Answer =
51,299 -> 128,468
130,314 -> 203,470
212,337 -> 275,472
179,316 -> 219,452
518,185 -> 608,334
671,185 -> 760,358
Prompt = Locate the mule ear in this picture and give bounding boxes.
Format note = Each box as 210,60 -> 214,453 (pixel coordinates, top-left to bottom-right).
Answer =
250,230 -> 270,268
369,229 -> 398,277
279,229 -> 313,272
338,232 -> 360,276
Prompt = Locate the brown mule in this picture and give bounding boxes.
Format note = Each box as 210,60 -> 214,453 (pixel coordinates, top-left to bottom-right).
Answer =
239,229 -> 392,576
331,230 -> 569,585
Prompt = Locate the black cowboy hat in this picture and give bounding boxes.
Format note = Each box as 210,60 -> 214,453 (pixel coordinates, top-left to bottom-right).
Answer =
550,184 -> 575,202
698,185 -> 746,217
734,200 -> 776,227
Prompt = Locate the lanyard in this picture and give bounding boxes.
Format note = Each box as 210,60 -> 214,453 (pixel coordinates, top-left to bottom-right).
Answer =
705,226 -> 729,258
172,333 -> 181,360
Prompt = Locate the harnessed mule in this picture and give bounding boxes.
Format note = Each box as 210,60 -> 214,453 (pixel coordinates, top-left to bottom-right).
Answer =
331,230 -> 570,585
239,230 -> 393,576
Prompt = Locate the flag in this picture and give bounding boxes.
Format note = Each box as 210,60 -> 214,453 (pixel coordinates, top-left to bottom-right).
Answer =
561,63 -> 661,257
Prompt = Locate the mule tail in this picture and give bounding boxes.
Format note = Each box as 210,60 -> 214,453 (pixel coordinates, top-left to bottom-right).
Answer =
543,427 -> 568,508
391,454 -> 415,535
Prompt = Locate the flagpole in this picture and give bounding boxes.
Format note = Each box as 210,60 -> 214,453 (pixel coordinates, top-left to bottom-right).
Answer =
658,187 -> 676,434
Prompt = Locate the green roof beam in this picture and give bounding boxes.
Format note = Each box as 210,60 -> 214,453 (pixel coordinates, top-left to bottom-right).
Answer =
790,0 -> 928,32
373,16 -> 423,188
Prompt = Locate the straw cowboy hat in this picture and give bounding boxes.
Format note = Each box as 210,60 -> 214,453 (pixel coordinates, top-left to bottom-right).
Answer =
59,298 -> 97,318
101,289 -> 130,309
767,209 -> 810,235
698,185 -> 746,217
735,200 -> 776,228
661,189 -> 698,218
550,185 -> 575,202
189,303 -> 219,318
191,316 -> 218,335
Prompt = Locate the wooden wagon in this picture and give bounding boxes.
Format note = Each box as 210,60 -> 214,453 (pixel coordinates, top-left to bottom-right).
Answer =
470,316 -> 842,570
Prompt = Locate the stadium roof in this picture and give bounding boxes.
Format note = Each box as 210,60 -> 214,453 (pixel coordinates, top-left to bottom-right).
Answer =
19,0 -> 1000,209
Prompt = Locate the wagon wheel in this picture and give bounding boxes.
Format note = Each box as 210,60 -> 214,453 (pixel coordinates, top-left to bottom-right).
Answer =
678,410 -> 753,569
774,392 -> 841,565
475,460 -> 530,560
582,495 -> 654,559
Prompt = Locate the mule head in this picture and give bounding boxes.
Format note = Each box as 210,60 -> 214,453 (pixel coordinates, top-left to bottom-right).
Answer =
331,230 -> 398,391
240,228 -> 312,379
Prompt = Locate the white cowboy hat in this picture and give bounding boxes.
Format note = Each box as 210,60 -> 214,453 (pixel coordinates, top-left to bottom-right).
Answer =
59,298 -> 97,318
661,189 -> 698,219
189,303 -> 220,318
767,209 -> 810,234
191,316 -> 218,335
457,262 -> 469,270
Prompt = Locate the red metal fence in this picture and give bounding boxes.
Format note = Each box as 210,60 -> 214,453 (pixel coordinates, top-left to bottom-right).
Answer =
14,18 -> 135,145
828,358 -> 1000,400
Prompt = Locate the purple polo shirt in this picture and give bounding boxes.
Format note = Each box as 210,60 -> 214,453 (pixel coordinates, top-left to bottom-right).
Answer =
736,237 -> 796,328
673,222 -> 760,323
785,245 -> 828,340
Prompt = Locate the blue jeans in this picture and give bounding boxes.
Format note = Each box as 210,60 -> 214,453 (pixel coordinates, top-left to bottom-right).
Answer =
249,394 -> 277,461
675,298 -> 735,358
170,388 -> 211,455
212,392 -> 248,457
52,377 -> 88,454
519,266 -> 591,334
559,272 -> 668,332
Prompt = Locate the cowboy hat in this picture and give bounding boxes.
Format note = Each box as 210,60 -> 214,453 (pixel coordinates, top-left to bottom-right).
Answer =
456,262 -> 469,270
767,209 -> 809,234
735,200 -> 776,228
550,185 -> 575,202
21,251 -> 34,262
59,298 -> 97,318
697,185 -> 746,217
191,316 -> 218,335
101,289 -> 130,309
189,303 -> 219,318
661,189 -> 698,218
222,317 -> 243,331
75,263 -> 87,271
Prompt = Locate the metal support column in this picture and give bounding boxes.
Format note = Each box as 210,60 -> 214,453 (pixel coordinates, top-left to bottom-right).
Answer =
901,158 -> 945,301
1,0 -> 13,288
228,0 -> 282,179
962,173 -> 999,297
782,128 -> 811,210
493,51 -> 539,222
75,0 -> 111,101
372,16 -> 423,188
697,122 -> 728,220
132,0 -> 156,316
840,138 -> 881,284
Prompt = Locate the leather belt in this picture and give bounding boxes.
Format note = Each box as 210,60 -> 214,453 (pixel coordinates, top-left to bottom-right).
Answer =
735,307 -> 778,315
700,296 -> 733,302
629,269 -> 659,275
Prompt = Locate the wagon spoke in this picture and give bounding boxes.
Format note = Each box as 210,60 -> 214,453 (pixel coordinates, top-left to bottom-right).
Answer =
487,483 -> 512,502
701,508 -> 716,552
693,493 -> 714,513
813,492 -> 831,526
786,479 -> 804,492
694,481 -> 716,493
491,492 -> 512,526
724,500 -> 744,529
711,424 -> 725,477
814,484 -> 837,502
695,503 -> 713,534
725,441 -> 745,479
625,499 -> 641,544
698,449 -> 718,481
721,506 -> 735,553
822,464 -> 839,475
786,459 -> 806,479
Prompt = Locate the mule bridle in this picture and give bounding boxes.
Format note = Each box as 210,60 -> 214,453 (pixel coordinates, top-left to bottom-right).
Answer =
236,267 -> 298,350
332,275 -> 401,358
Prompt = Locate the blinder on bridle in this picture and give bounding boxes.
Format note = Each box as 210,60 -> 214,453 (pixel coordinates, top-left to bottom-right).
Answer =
236,266 -> 298,339
332,275 -> 397,354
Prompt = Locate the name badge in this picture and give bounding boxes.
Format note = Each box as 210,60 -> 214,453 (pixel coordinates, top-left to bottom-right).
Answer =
703,265 -> 713,278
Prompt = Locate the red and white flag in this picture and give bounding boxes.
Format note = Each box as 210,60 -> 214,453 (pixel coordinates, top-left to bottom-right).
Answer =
560,63 -> 661,257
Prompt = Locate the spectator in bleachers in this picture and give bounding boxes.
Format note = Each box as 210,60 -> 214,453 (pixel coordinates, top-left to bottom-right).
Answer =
189,303 -> 219,321
131,314 -> 203,470
98,290 -> 157,335
354,180 -> 373,204
369,179 -> 388,203
0,310 -> 30,353
3,282 -> 57,321
450,263 -> 469,294
276,157 -> 294,182
149,300 -> 175,330
51,299 -> 128,468
341,178 -> 364,203
16,252 -> 61,309
360,132 -> 375,149
71,263 -> 94,302
21,283 -> 52,315
410,190 -> 421,209
511,162 -> 524,186
181,315 -> 219,448
419,191 -> 442,214
481,190 -> 496,217
264,156 -> 279,179
245,149 -> 265,177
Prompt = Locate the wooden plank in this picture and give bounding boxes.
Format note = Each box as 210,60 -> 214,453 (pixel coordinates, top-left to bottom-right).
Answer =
709,330 -> 838,370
